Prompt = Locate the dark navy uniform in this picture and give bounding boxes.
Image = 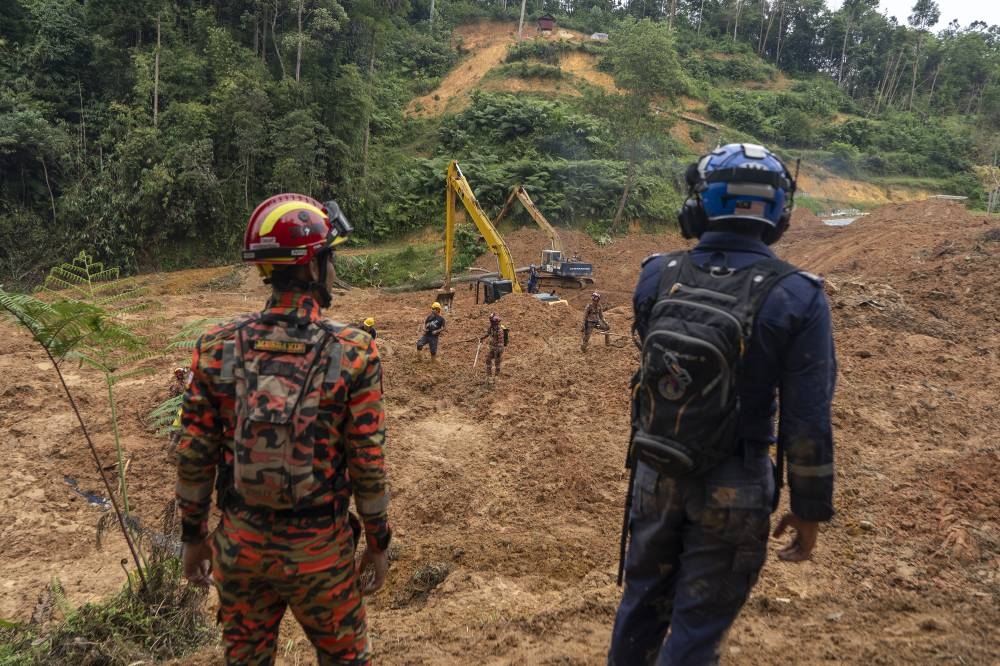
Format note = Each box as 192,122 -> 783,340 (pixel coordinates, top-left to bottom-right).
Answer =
416,312 -> 445,357
609,231 -> 836,665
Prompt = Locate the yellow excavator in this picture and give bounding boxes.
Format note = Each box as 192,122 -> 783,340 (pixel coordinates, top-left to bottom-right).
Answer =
494,184 -> 595,290
438,160 -> 522,308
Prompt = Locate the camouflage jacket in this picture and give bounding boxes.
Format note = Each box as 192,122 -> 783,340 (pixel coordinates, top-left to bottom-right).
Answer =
584,301 -> 605,324
176,291 -> 390,550
481,323 -> 503,349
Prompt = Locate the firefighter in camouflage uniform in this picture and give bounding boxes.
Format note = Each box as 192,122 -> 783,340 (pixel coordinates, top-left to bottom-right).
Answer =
581,292 -> 609,351
176,194 -> 391,666
479,312 -> 506,376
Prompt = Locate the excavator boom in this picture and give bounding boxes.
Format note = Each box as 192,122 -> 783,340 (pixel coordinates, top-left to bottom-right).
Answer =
496,186 -> 563,254
440,161 -> 522,305
494,183 -> 594,290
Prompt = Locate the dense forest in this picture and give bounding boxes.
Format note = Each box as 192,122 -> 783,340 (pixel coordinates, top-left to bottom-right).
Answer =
1,0 -> 998,285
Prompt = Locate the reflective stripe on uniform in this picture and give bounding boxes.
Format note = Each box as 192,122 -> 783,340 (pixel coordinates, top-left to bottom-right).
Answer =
220,341 -> 236,381
356,492 -> 389,515
324,344 -> 343,382
788,462 -> 834,478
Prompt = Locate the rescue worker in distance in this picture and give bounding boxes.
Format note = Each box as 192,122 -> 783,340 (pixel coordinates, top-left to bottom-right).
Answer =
479,312 -> 505,377
581,291 -> 609,351
609,144 -> 836,665
176,193 -> 391,666
360,317 -> 377,340
416,302 -> 445,359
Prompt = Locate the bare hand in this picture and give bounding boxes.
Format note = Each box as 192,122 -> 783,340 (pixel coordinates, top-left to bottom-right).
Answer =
182,541 -> 213,587
772,513 -> 819,562
357,546 -> 390,595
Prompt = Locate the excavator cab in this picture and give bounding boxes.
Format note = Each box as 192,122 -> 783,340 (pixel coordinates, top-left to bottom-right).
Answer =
475,276 -> 514,304
540,249 -> 562,273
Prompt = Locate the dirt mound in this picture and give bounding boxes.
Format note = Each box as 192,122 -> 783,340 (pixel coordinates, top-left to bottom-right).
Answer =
2,199 -> 999,664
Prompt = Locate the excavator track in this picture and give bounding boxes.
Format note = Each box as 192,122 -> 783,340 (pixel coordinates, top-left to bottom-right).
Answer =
538,274 -> 595,290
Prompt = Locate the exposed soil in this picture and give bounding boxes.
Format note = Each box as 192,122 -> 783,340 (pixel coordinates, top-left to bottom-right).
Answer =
2,199 -> 998,664
406,22 -> 610,118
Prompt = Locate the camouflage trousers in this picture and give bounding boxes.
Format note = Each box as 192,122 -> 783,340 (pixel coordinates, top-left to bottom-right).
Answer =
211,509 -> 370,665
608,449 -> 774,666
485,345 -> 503,375
581,321 -> 609,350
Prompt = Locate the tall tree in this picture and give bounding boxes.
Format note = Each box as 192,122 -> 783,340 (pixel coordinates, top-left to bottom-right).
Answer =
907,0 -> 940,109
601,18 -> 688,232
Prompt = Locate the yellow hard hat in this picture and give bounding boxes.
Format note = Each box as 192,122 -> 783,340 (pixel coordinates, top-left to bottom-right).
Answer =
431,302 -> 442,311
364,317 -> 375,327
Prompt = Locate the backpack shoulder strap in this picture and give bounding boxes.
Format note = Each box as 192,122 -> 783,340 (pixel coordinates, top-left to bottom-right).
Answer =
737,257 -> 799,330
220,314 -> 261,381
653,251 -> 689,298
632,251 -> 686,346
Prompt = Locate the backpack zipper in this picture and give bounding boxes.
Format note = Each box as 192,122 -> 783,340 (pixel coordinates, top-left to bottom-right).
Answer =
670,282 -> 738,303
654,298 -> 744,335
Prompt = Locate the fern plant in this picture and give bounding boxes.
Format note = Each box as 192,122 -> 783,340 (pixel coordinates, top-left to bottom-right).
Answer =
0,252 -> 162,591
40,251 -> 162,514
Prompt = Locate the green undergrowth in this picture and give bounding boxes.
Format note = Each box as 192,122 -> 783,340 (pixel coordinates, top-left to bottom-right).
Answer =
0,558 -> 213,665
335,224 -> 483,289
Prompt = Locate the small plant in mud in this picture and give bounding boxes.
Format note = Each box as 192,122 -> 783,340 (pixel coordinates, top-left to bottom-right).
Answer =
0,503 -> 213,664
392,561 -> 450,607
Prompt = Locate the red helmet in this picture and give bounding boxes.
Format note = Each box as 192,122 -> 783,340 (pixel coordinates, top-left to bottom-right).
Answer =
489,312 -> 501,324
242,194 -> 350,267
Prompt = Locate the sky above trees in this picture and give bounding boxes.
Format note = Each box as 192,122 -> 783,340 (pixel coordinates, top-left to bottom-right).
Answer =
827,0 -> 1000,29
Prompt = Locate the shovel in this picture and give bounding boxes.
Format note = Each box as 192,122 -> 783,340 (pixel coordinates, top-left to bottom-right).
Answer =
472,340 -> 482,368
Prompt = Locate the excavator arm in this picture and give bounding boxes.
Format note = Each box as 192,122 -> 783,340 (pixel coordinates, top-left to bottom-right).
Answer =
495,185 -> 563,254
443,160 -> 522,294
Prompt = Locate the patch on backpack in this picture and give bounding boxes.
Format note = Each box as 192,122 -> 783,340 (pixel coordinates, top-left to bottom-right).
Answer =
252,339 -> 309,354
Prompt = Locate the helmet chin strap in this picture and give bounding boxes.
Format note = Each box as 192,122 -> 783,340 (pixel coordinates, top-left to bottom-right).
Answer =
312,247 -> 333,309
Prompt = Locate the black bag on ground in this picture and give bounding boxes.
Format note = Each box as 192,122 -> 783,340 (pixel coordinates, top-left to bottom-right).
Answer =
632,251 -> 795,476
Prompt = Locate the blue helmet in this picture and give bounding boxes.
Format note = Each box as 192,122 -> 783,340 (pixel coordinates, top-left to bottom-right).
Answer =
679,143 -> 796,244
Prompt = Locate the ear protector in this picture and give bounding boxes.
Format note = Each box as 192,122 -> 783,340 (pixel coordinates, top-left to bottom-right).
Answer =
676,145 -> 798,245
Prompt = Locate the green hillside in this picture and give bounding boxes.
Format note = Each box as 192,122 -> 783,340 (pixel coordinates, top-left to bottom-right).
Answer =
1,1 -> 998,288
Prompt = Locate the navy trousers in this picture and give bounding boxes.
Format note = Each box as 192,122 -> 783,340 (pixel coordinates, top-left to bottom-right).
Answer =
416,333 -> 439,356
608,450 -> 774,666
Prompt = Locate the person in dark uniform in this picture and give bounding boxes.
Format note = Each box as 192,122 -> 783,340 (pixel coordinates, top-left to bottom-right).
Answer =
416,302 -> 445,360
527,264 -> 539,294
609,144 -> 837,666
360,317 -> 377,339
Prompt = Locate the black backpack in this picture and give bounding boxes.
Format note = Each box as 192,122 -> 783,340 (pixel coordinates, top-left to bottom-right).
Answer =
631,251 -> 796,477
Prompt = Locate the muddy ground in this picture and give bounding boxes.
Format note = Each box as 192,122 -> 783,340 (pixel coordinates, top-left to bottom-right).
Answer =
1,199 -> 998,664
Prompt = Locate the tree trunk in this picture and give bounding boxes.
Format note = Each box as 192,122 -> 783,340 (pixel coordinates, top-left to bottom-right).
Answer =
698,0 -> 705,35
78,80 -> 86,164
272,1 -> 286,78
908,34 -> 921,111
253,12 -> 260,57
761,0 -> 777,57
429,0 -> 435,29
361,35 -> 376,180
886,50 -> 909,109
261,3 -> 268,64
669,0 -> 677,29
775,0 -> 786,64
517,0 -> 527,39
732,0 -> 741,41
928,62 -> 941,101
295,0 -> 303,83
40,155 -> 56,224
838,17 -> 852,87
153,16 -> 160,128
611,143 -> 637,234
